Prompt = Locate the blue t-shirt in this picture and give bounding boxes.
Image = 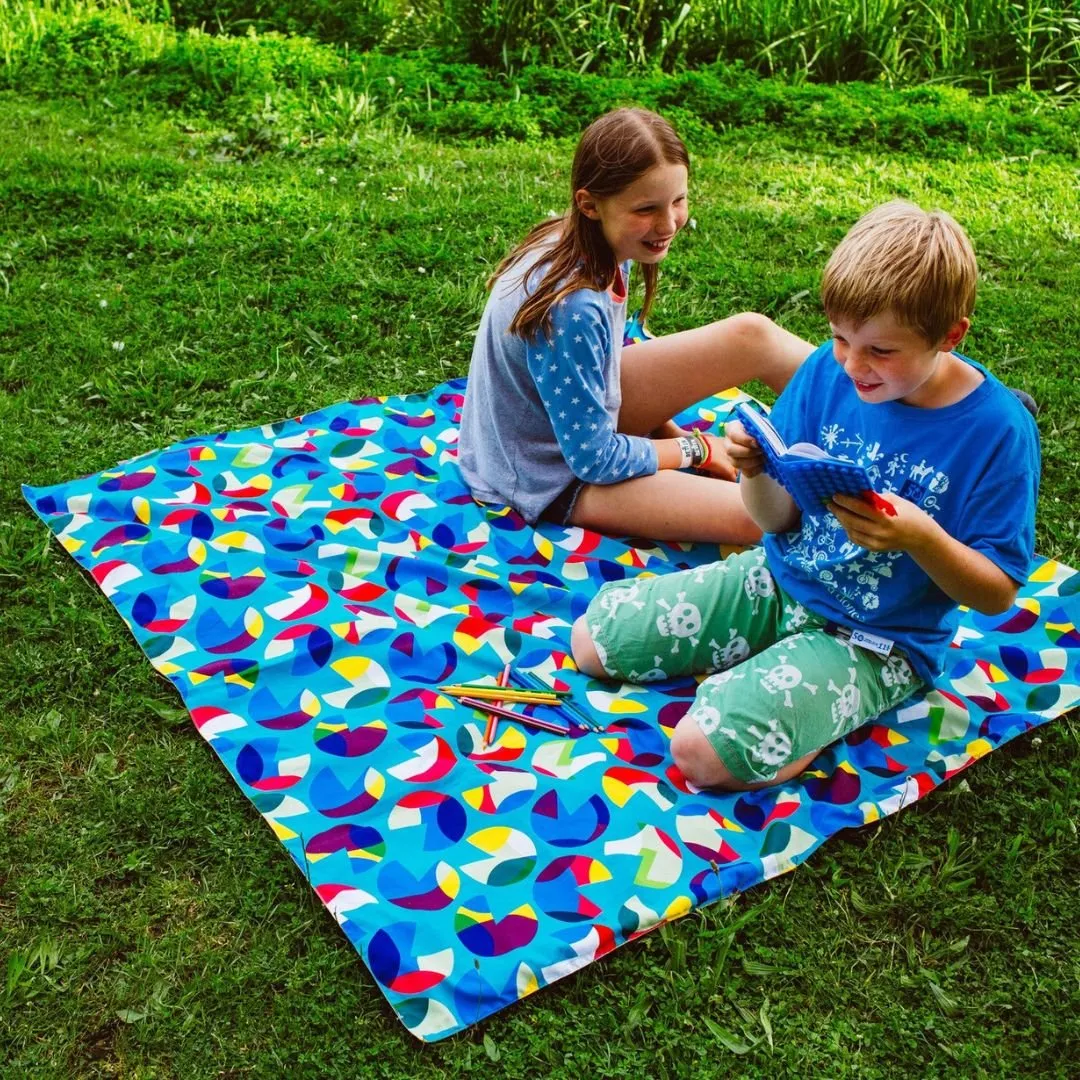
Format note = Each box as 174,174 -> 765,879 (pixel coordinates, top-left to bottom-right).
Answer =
762,341 -> 1040,682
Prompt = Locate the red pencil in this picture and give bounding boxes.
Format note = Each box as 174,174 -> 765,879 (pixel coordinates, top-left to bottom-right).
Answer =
482,664 -> 511,747
464,696 -> 571,737
863,490 -> 898,517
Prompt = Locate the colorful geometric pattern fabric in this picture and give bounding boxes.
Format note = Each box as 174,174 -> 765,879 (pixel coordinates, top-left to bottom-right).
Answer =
22,381 -> 1080,1042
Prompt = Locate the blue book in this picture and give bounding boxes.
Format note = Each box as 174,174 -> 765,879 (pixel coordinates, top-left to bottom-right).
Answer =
734,402 -> 887,516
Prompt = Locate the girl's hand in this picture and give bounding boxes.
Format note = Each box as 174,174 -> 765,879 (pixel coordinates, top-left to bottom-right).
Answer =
827,492 -> 936,552
723,420 -> 767,478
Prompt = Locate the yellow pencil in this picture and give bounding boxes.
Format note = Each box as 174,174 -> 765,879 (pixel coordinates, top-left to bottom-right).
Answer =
440,685 -> 561,705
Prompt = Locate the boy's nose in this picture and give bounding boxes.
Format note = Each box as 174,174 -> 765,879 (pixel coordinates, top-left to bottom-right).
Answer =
841,351 -> 870,377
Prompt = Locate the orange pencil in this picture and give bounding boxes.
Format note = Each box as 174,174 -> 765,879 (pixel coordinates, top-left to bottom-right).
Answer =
483,663 -> 511,747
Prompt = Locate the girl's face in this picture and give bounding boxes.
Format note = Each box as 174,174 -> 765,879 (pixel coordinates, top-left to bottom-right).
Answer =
576,163 -> 689,265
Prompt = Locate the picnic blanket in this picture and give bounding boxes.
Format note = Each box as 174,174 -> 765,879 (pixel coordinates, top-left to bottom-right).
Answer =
22,380 -> 1080,1041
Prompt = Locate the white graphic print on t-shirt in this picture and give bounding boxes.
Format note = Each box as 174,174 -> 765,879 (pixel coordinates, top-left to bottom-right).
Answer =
783,421 -> 952,624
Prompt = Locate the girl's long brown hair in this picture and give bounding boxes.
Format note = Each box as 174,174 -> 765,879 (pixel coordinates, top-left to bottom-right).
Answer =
490,108 -> 690,342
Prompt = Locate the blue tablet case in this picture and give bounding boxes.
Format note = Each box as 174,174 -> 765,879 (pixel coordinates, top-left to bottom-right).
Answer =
734,402 -> 876,515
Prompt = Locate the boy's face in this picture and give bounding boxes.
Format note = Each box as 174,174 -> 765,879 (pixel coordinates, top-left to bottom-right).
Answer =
576,163 -> 689,266
829,311 -> 969,408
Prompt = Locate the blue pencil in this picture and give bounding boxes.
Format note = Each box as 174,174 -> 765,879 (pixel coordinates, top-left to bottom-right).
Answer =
513,668 -> 605,732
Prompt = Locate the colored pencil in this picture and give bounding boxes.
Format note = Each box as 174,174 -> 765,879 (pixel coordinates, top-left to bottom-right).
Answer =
561,693 -> 604,733
461,697 -> 571,737
442,686 -> 562,705
482,664 -> 511,747
441,681 -> 561,698
440,679 -> 571,698
511,668 -> 567,698
514,668 -> 604,732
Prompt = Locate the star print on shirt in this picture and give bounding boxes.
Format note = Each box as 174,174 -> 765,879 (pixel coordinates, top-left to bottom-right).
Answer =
522,285 -> 657,485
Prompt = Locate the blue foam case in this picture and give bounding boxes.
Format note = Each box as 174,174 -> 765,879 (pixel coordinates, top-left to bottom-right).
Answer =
733,403 -> 876,515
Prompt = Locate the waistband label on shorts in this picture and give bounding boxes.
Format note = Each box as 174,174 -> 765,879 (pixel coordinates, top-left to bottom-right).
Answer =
847,627 -> 894,658
826,621 -> 895,658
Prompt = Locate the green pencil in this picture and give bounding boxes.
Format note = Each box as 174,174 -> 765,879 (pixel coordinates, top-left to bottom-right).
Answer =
439,678 -> 571,697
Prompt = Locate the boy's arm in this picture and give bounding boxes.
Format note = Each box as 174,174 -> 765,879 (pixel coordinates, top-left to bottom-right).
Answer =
829,493 -> 1019,614
740,472 -> 801,535
728,419 -> 801,533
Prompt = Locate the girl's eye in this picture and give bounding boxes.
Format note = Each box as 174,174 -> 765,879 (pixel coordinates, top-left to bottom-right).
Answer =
871,348 -> 893,357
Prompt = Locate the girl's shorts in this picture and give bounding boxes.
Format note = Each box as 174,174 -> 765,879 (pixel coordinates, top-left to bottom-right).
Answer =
584,548 -> 924,784
538,478 -> 586,526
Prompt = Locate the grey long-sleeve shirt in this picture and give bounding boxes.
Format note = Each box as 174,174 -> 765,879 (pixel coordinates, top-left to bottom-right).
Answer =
457,250 -> 658,524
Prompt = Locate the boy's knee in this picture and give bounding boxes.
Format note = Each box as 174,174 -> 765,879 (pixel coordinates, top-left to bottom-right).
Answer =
571,615 -> 607,678
670,718 -> 745,791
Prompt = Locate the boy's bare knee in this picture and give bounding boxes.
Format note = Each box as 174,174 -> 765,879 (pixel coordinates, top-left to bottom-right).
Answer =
672,722 -> 818,790
670,719 -> 745,791
570,616 -> 606,678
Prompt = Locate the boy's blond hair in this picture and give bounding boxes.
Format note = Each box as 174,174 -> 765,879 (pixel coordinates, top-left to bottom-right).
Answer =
821,201 -> 977,344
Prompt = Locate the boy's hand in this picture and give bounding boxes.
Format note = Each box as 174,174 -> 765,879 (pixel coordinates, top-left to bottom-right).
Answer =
724,419 -> 767,478
699,433 -> 738,481
827,492 -> 936,552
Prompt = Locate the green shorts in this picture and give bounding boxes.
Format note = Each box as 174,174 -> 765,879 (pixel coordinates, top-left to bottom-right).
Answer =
585,547 -> 924,784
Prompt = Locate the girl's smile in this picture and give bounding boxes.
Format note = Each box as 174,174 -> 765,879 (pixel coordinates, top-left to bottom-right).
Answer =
576,163 -> 689,265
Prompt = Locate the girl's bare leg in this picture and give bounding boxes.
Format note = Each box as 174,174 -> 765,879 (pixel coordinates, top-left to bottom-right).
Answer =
569,469 -> 762,546
618,312 -> 814,436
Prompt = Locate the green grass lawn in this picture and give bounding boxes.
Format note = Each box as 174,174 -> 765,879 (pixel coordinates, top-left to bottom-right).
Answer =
1,91 -> 1078,1077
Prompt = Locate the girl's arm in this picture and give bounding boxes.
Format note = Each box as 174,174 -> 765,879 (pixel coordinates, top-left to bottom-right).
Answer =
652,435 -> 738,480
527,300 -> 658,486
829,493 -> 1019,614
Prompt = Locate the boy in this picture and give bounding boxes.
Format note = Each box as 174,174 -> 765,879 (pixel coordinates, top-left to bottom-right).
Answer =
570,201 -> 1040,791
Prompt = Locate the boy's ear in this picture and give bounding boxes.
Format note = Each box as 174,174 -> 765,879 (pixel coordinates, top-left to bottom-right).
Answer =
940,317 -> 970,351
574,189 -> 601,220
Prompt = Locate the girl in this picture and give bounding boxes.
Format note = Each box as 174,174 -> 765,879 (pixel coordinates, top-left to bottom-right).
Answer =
457,107 -> 813,544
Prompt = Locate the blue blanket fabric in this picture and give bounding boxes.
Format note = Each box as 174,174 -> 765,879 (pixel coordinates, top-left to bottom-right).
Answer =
23,379 -> 1080,1040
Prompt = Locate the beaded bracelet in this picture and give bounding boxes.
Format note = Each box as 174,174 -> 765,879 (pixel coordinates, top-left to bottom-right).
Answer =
692,430 -> 712,468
